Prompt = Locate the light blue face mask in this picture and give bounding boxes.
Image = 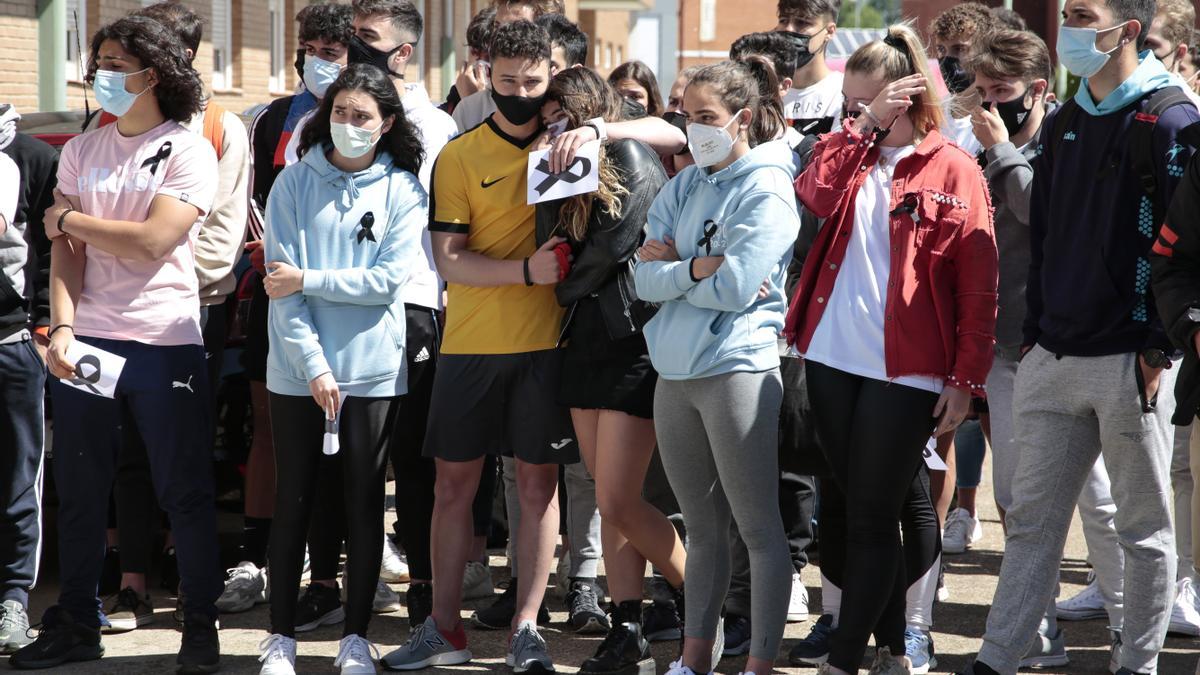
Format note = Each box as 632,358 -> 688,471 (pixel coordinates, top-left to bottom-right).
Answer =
93,68 -> 151,118
303,55 -> 342,99
1058,22 -> 1130,79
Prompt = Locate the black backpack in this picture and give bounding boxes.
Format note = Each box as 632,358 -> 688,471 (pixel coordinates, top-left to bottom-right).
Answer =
1049,86 -> 1194,227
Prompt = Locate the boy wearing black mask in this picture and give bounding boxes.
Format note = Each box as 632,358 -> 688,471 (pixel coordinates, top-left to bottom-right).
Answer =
773,0 -> 842,136
930,3 -> 997,155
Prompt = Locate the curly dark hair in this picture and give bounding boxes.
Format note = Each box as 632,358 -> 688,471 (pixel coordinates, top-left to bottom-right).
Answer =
489,20 -> 551,65
730,32 -> 800,88
133,2 -> 203,56
608,61 -> 664,117
86,16 -> 203,123
298,63 -> 424,178
466,6 -> 497,56
297,2 -> 355,45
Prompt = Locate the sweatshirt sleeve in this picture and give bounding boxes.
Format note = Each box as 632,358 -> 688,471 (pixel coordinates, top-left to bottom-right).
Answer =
794,123 -> 873,218
947,163 -> 999,394
302,177 -> 426,305
264,171 -> 329,382
1143,104 -> 1200,352
685,190 -> 801,312
633,177 -> 698,302
26,141 -> 57,328
1152,148 -> 1200,354
194,111 -> 250,296
983,141 -> 1034,226
1022,113 -> 1055,348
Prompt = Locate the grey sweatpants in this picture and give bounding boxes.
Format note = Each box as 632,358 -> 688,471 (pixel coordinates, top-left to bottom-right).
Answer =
980,346 -> 1177,674
501,456 -> 601,579
655,370 -> 791,661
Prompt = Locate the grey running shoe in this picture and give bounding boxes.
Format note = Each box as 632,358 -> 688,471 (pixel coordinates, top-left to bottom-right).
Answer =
381,616 -> 472,671
0,600 -> 32,654
215,561 -> 268,614
1020,626 -> 1069,669
462,561 -> 495,601
507,621 -> 555,674
566,580 -> 609,634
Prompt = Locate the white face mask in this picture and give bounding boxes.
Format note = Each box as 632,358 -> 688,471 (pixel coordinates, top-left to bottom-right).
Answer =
686,110 -> 745,168
330,121 -> 383,159
303,55 -> 342,98
546,117 -> 569,137
1057,22 -> 1130,79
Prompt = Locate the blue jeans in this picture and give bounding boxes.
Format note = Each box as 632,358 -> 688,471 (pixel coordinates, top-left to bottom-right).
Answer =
955,419 -> 987,489
50,337 -> 221,627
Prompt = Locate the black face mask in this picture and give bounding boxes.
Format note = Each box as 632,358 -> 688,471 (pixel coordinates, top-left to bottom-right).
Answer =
348,34 -> 406,78
842,109 -> 892,143
983,91 -> 1034,137
491,89 -> 544,126
662,110 -> 687,134
780,30 -> 823,70
939,56 -> 972,94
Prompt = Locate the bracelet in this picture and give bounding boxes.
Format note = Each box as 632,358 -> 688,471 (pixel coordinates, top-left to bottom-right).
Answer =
57,208 -> 75,235
522,257 -> 534,286
688,258 -> 701,283
859,103 -> 883,128
48,324 -> 73,339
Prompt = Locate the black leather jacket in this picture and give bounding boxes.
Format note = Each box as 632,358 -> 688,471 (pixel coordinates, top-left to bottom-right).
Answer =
536,137 -> 667,343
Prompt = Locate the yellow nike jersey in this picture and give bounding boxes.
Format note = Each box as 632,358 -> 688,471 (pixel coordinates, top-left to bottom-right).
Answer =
430,117 -> 565,355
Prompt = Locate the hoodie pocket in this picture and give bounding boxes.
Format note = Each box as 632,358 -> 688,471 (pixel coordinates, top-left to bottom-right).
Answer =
310,304 -> 403,384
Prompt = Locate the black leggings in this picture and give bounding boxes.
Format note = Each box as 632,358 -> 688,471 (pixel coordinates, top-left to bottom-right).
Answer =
268,393 -> 398,638
806,361 -> 939,671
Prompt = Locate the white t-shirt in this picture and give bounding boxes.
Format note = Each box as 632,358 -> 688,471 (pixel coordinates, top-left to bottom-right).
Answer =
942,101 -> 983,156
0,152 -> 16,230
803,143 -> 943,394
451,89 -> 497,134
783,71 -> 844,135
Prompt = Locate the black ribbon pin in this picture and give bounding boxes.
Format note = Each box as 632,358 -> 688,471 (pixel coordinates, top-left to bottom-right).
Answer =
140,141 -> 173,176
697,220 -> 719,255
72,354 -> 102,395
356,211 -> 376,244
532,156 -> 592,196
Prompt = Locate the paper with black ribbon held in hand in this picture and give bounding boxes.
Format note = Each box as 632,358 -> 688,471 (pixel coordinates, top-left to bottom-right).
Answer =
322,391 -> 351,455
58,341 -> 127,398
527,140 -> 600,205
923,436 -> 948,471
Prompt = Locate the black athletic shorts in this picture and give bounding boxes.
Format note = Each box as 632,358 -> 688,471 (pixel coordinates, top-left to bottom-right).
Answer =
423,350 -> 579,465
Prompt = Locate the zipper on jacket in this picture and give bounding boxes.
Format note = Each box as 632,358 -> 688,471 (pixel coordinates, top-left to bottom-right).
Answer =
616,271 -> 637,332
557,302 -> 578,348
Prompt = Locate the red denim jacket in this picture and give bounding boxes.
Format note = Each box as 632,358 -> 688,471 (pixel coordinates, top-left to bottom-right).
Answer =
783,126 -> 998,394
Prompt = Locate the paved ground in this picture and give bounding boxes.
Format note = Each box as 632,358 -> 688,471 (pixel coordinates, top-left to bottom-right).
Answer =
18,466 -> 1200,674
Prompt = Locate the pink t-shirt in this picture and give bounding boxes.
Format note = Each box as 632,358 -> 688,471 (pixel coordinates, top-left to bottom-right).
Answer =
58,121 -> 217,346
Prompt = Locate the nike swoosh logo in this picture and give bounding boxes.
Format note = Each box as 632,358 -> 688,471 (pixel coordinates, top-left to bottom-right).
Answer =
481,176 -> 506,188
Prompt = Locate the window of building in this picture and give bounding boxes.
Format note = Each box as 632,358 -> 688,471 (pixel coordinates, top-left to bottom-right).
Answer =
268,0 -> 287,92
605,44 -> 613,70
212,0 -> 233,90
617,45 -> 623,65
700,0 -> 716,42
65,0 -> 87,81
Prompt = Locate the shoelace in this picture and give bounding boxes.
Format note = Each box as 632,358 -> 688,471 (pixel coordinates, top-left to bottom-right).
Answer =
570,584 -> 600,613
225,566 -> 258,588
944,514 -> 970,541
259,634 -> 294,664
335,635 -> 381,666
512,625 -> 546,656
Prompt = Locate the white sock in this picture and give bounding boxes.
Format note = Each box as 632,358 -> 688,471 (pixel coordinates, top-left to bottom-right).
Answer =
905,553 -> 939,630
821,572 -> 841,628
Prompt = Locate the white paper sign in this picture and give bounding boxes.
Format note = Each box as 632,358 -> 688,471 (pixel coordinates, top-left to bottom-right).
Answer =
322,392 -> 351,455
59,341 -> 127,398
923,436 -> 948,471
527,141 -> 600,205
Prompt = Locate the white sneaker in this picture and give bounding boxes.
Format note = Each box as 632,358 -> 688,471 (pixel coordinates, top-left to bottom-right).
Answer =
1057,575 -> 1107,621
216,561 -> 269,613
666,659 -> 713,675
1170,576 -> 1200,636
461,560 -> 495,600
258,633 -> 297,675
335,634 -> 381,675
787,572 -> 809,622
936,563 -> 950,602
381,534 -> 410,583
373,579 -> 401,614
942,508 -> 982,554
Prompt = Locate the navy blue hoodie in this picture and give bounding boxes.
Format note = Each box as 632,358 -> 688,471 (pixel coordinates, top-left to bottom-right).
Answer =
1024,54 -> 1200,356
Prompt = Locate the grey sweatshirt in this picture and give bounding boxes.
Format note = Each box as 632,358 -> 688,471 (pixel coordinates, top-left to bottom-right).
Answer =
983,138 -> 1038,351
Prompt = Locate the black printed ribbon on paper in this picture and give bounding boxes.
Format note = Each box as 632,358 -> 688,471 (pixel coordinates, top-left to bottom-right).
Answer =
140,141 -> 173,176
72,354 -> 102,395
532,156 -> 592,196
697,220 -> 719,255
357,211 -> 376,244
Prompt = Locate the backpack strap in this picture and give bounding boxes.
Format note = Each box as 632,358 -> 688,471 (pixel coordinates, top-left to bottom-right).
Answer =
202,101 -> 227,161
1129,86 -> 1193,225
96,110 -> 118,128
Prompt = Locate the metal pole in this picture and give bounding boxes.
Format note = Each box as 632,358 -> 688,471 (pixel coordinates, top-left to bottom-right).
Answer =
37,0 -> 67,112
1056,0 -> 1069,99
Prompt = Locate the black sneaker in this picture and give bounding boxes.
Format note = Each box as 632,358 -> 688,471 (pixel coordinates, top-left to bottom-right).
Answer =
957,660 -> 1001,675
9,606 -> 104,670
580,601 -> 654,675
567,580 -> 610,634
294,582 -> 344,633
722,613 -> 751,656
406,582 -> 433,629
160,547 -> 180,594
641,579 -> 682,643
99,547 -> 121,597
469,582 -> 550,630
788,613 -> 833,666
176,611 -> 219,674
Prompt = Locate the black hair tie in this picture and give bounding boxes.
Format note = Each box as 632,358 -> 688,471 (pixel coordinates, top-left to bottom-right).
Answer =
356,211 -> 376,244
882,33 -> 914,69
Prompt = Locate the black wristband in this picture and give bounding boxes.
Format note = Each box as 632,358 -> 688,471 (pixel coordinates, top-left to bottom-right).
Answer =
57,208 -> 74,235
523,257 -> 534,286
688,258 -> 701,283
49,324 -> 73,339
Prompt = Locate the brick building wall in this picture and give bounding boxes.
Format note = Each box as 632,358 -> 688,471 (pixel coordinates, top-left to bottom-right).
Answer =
677,0 -> 775,70
0,1 -> 39,111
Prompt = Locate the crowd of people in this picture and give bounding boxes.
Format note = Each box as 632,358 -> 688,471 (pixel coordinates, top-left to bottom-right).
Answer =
2,0 -> 1200,673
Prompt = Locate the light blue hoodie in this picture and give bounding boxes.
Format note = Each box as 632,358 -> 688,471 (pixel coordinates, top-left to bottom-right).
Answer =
265,145 -> 426,398
1076,50 -> 1181,115
634,140 -> 801,380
